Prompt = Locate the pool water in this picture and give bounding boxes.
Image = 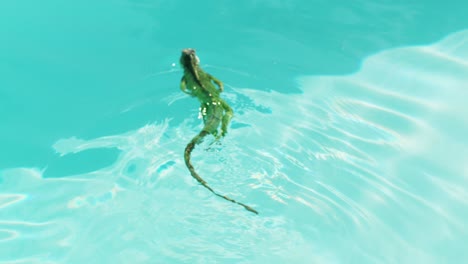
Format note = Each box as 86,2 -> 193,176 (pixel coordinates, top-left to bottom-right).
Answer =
1,1 -> 468,263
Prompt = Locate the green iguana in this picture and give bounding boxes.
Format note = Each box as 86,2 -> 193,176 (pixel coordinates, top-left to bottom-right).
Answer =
179,48 -> 258,215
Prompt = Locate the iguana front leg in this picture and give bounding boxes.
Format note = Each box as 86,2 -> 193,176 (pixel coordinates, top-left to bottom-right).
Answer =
180,77 -> 193,96
209,74 -> 224,92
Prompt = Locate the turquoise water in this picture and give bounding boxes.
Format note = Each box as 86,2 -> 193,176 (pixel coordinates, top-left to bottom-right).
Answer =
1,0 -> 468,263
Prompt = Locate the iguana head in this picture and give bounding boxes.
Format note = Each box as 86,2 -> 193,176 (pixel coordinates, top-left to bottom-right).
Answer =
180,48 -> 201,85
180,48 -> 200,69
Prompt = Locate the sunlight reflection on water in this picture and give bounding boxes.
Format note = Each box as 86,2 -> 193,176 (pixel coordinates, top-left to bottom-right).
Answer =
1,30 -> 468,263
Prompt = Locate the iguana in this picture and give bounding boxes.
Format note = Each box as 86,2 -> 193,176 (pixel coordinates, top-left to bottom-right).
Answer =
179,48 -> 258,215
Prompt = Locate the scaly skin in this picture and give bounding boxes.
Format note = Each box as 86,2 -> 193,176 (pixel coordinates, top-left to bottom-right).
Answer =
180,48 -> 258,215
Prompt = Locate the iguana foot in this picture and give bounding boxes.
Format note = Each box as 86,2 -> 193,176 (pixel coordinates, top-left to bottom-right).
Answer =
220,129 -> 228,137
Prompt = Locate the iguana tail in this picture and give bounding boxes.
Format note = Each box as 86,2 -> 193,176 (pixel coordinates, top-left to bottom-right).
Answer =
184,131 -> 258,215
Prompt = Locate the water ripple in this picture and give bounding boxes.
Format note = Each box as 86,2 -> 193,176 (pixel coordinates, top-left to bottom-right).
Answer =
0,194 -> 27,209
230,29 -> 468,261
2,29 -> 468,263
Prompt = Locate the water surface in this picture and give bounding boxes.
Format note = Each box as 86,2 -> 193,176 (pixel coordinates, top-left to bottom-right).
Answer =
1,1 -> 468,263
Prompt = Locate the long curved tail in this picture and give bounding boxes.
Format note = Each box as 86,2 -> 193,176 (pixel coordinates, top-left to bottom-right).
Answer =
184,131 -> 258,214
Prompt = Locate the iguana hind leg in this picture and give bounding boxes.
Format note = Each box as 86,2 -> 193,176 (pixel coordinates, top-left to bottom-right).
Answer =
201,104 -> 223,137
220,100 -> 233,137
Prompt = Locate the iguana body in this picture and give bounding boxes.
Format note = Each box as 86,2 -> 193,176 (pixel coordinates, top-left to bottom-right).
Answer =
179,48 -> 258,214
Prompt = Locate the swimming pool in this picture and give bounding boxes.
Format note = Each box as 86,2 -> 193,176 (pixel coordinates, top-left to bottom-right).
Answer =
1,0 -> 468,263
